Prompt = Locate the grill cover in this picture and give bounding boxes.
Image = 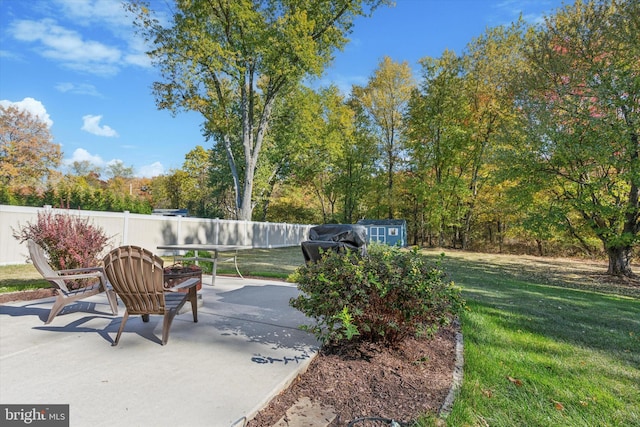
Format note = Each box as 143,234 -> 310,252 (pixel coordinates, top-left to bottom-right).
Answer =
301,224 -> 367,263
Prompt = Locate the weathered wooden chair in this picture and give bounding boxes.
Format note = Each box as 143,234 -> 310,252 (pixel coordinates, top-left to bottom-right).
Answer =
28,239 -> 118,324
102,245 -> 199,346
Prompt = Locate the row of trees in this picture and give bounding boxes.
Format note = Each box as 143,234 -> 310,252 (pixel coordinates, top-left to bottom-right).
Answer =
1,0 -> 637,276
133,0 -> 637,275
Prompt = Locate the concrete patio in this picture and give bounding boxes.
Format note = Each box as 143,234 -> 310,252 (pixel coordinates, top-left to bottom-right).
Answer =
0,276 -> 319,426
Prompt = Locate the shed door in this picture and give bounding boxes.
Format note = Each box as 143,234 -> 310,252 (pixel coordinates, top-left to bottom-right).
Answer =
370,226 -> 386,243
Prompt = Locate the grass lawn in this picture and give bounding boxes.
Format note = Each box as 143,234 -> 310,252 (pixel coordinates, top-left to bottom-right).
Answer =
0,264 -> 50,292
187,246 -> 307,279
420,249 -> 640,427
1,246 -> 638,426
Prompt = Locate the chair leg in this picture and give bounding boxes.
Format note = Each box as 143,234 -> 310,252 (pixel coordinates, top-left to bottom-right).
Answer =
113,311 -> 130,346
190,287 -> 198,323
106,289 -> 118,315
45,295 -> 67,324
161,311 -> 176,345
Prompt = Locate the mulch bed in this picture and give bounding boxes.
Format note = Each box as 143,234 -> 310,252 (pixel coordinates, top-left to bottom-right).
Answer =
248,324 -> 458,426
0,288 -> 55,304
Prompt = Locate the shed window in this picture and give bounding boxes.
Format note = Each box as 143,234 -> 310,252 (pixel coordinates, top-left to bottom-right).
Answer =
370,226 -> 386,243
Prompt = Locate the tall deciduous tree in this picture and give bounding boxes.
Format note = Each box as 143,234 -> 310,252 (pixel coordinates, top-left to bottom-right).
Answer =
105,160 -> 134,180
339,95 -> 377,222
354,56 -> 415,219
182,145 -> 214,217
0,105 -> 61,192
460,21 -> 526,249
128,0 -> 387,220
406,50 -> 470,246
516,0 -> 639,276
253,84 -> 323,221
272,85 -> 358,222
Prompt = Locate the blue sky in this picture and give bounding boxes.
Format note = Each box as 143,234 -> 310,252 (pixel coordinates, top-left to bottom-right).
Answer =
0,0 -> 566,178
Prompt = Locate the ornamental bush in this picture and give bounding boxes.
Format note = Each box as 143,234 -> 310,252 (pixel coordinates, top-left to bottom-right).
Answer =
13,211 -> 111,289
290,243 -> 464,346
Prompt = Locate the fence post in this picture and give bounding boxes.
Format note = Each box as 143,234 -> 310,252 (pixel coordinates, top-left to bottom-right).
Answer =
122,211 -> 130,245
177,215 -> 182,244
266,222 -> 270,248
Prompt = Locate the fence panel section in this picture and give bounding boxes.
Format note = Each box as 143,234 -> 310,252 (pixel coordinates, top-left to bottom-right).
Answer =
0,205 -> 312,266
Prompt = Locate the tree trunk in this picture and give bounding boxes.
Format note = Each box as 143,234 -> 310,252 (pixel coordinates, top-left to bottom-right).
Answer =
607,246 -> 634,277
238,174 -> 254,221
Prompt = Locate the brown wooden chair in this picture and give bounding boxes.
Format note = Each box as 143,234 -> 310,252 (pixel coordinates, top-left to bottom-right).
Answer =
102,245 -> 198,346
28,239 -> 118,324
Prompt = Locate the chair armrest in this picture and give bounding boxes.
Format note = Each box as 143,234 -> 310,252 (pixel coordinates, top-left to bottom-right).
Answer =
44,272 -> 103,281
165,277 -> 200,292
56,266 -> 105,275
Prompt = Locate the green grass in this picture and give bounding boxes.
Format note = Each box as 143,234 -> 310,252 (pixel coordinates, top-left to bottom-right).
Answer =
0,264 -> 50,292
420,250 -> 640,427
193,246 -> 305,279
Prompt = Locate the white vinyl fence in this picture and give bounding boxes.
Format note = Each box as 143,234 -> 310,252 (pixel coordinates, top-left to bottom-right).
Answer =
0,205 -> 313,266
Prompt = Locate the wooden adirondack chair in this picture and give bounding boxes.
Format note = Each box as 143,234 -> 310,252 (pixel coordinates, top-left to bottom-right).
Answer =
27,239 -> 118,324
101,245 -> 199,346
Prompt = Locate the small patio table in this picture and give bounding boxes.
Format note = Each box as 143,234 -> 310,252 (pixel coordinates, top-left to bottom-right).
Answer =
157,244 -> 253,286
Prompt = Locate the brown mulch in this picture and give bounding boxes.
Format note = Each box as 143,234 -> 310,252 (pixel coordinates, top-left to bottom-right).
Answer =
0,288 -> 55,304
248,324 -> 458,426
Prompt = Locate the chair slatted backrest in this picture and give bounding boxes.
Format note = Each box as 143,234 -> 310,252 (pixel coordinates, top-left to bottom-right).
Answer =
28,239 -> 70,294
103,246 -> 166,315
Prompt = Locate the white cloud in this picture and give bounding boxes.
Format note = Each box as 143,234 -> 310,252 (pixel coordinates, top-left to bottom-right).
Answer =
52,0 -> 157,69
55,82 -> 101,97
9,18 -> 122,75
5,0 -> 157,75
137,162 -> 164,178
81,114 -> 119,137
53,0 -> 129,27
0,50 -> 21,60
65,147 -> 105,166
493,0 -> 557,26
123,36 -> 152,68
0,97 -> 53,127
124,52 -> 151,68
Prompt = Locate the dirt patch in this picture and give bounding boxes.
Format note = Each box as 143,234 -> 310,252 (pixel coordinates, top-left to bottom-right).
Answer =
425,249 -> 640,298
248,324 -> 458,426
0,288 -> 55,304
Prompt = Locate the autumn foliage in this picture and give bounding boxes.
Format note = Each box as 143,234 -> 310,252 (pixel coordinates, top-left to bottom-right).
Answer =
13,211 -> 111,287
0,105 -> 61,192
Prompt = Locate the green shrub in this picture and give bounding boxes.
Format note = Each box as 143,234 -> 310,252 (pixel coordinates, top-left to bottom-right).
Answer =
13,211 -> 111,289
289,243 -> 464,346
180,250 -> 214,274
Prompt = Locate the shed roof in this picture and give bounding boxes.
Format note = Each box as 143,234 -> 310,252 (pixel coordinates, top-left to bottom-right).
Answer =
357,219 -> 406,226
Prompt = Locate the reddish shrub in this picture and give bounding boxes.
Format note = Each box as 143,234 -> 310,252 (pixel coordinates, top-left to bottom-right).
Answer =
13,211 -> 111,288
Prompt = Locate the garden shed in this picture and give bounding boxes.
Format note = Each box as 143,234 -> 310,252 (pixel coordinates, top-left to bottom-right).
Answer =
152,209 -> 189,217
356,219 -> 407,247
